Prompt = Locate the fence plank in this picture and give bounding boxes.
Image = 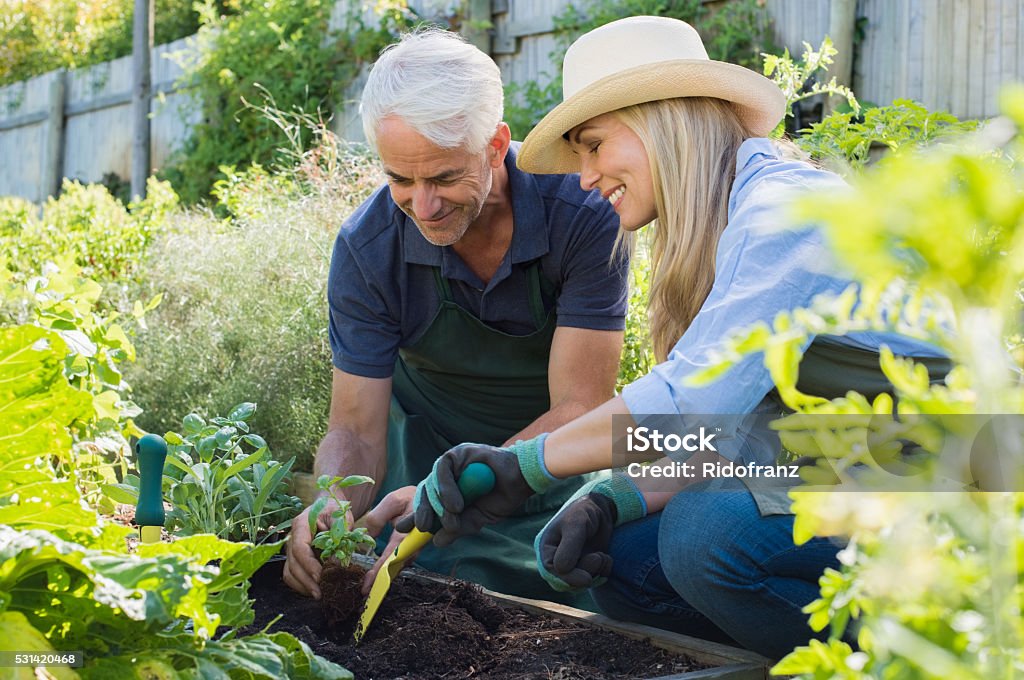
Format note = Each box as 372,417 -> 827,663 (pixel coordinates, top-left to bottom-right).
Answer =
967,0 -> 985,117
920,0 -> 935,107
43,72 -> 66,200
1006,0 -> 1020,89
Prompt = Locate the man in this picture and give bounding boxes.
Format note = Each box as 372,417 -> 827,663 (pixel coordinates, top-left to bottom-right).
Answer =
283,27 -> 627,603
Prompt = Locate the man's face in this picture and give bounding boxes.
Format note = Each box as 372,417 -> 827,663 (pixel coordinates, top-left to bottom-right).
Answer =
376,116 -> 494,247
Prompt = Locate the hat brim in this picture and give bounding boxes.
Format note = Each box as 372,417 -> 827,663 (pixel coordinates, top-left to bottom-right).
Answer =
517,59 -> 786,175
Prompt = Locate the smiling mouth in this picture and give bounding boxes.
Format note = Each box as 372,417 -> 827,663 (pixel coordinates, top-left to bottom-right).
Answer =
604,185 -> 625,206
414,208 -> 457,226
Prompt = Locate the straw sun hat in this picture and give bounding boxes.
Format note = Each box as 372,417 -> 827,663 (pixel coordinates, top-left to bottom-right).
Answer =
517,15 -> 786,174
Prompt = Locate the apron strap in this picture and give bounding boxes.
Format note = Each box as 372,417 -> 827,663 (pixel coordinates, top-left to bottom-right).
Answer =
525,260 -> 548,331
432,262 -> 550,332
431,267 -> 454,303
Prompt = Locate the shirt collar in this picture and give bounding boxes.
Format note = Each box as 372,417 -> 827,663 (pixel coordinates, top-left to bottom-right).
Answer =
401,142 -> 550,269
734,137 -> 779,175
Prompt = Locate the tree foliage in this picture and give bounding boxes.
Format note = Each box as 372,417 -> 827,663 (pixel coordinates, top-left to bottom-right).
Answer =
0,0 -> 230,86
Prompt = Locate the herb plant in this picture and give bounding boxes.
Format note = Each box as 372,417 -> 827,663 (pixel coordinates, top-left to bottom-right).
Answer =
309,474 -> 376,567
163,404 -> 302,542
107,403 -> 303,543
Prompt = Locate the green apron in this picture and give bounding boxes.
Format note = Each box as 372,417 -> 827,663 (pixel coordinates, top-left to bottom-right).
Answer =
376,261 -> 593,606
796,335 -> 951,401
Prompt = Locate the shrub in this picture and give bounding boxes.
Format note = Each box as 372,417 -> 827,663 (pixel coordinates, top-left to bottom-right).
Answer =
694,88 -> 1024,676
127,133 -> 384,471
0,176 -> 178,290
162,0 -> 418,204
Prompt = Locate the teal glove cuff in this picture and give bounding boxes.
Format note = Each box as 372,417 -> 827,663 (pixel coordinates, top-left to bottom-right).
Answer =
510,434 -> 554,494
567,473 -> 647,527
596,474 -> 647,526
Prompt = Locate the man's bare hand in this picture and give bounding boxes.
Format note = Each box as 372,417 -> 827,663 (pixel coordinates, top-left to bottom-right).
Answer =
283,497 -> 354,599
358,486 -> 418,594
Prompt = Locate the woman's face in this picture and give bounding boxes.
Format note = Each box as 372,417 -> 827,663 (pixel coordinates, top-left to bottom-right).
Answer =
566,112 -> 657,231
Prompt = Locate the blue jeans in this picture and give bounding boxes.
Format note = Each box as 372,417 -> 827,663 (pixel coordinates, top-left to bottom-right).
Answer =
591,484 -> 845,659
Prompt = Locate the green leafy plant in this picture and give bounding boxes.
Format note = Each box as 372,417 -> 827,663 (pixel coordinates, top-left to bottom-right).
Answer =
691,87 -> 1024,677
617,236 -> 655,391
0,257 -> 160,514
763,36 -> 859,128
309,474 -> 376,567
0,303 -> 350,678
795,98 -> 980,172
109,403 -> 303,543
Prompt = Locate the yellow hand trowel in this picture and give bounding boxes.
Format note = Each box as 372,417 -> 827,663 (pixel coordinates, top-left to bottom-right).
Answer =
353,461 -> 495,643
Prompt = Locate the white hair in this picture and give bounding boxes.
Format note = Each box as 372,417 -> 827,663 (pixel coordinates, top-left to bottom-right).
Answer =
360,27 -> 504,154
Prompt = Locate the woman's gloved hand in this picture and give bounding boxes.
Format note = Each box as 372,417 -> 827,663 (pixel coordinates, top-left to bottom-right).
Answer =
534,474 -> 646,592
394,434 -> 555,546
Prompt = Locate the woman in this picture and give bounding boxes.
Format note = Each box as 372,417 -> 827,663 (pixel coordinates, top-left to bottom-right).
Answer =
397,16 -> 949,658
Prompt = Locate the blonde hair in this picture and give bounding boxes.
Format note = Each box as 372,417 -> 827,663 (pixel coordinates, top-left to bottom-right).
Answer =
613,98 -> 749,362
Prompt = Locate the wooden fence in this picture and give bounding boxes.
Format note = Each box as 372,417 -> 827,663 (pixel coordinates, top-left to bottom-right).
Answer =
1,0 -> 1022,204
0,37 -> 196,204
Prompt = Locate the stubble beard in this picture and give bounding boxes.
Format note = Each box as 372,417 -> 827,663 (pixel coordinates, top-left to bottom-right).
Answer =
414,164 -> 493,247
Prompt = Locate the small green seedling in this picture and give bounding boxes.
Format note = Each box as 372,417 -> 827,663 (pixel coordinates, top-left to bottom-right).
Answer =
309,474 -> 376,567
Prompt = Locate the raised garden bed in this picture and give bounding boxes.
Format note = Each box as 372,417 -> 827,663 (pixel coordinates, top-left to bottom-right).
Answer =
244,554 -> 770,679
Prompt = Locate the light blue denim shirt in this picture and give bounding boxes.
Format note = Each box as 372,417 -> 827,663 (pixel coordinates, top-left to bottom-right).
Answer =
621,138 -> 946,419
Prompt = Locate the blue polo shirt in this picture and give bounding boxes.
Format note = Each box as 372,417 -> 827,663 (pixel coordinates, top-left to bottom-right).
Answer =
328,143 -> 628,378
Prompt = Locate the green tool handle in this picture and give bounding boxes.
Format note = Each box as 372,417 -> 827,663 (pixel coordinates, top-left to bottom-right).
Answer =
425,461 -> 496,534
135,433 -> 168,527
396,461 -> 496,556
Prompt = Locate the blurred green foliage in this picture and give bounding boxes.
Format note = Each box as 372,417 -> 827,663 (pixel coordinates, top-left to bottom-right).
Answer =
0,177 -> 178,288
796,98 -> 980,173
693,88 -> 1024,678
617,237 -> 654,391
0,0 -> 231,86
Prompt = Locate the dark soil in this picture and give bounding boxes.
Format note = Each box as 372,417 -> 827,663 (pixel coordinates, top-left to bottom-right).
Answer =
243,558 -> 710,679
320,562 -> 366,633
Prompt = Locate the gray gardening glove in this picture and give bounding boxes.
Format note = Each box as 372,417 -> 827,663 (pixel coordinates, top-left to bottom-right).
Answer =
395,434 -> 555,547
535,474 -> 647,592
